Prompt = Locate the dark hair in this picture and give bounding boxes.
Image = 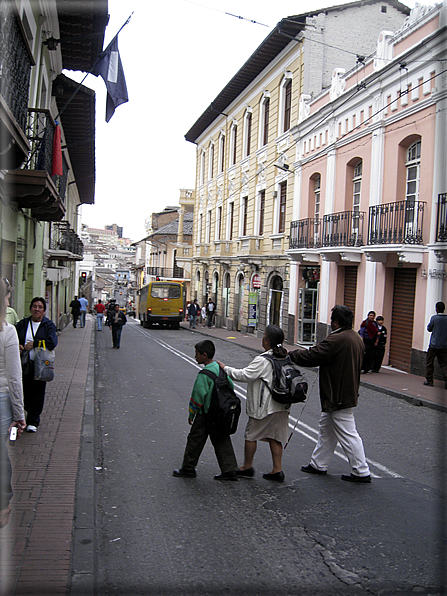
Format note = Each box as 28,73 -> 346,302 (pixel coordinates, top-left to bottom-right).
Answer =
331,305 -> 353,328
367,311 -> 376,317
195,340 -> 215,359
376,316 -> 384,322
436,302 -> 445,313
30,297 -> 46,311
265,325 -> 287,358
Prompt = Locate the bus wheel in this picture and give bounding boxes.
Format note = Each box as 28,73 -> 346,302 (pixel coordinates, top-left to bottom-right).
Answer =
172,322 -> 180,330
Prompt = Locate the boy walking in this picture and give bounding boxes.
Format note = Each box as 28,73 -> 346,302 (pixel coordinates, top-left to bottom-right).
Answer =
173,340 -> 238,480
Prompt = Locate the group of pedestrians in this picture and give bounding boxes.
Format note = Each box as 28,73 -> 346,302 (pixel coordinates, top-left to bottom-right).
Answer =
187,299 -> 215,329
0,279 -> 58,529
359,311 -> 388,374
174,305 -> 371,484
69,294 -> 88,328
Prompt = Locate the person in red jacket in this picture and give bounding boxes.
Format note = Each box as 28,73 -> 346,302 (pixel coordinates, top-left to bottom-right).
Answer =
93,299 -> 106,331
360,311 -> 378,374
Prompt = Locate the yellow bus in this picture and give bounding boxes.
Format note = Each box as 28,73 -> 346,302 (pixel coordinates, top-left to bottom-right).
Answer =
138,281 -> 185,329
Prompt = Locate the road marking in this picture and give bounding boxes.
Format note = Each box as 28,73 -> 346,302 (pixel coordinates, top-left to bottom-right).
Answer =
134,325 -> 403,479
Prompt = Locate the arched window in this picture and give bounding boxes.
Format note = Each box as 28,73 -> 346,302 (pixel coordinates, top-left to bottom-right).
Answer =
279,75 -> 293,135
208,142 -> 214,180
230,121 -> 238,166
406,141 -> 421,204
218,133 -> 225,174
243,109 -> 252,158
259,94 -> 270,147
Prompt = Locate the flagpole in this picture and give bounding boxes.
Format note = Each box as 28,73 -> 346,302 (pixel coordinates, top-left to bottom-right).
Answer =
55,12 -> 133,120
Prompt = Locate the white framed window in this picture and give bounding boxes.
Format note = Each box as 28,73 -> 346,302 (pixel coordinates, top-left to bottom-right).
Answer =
215,205 -> 222,240
197,213 -> 203,244
405,140 -> 421,237
314,174 -> 321,246
205,209 -> 211,243
199,149 -> 205,185
255,189 -> 266,236
230,120 -> 238,166
259,94 -> 270,148
352,161 -> 362,240
278,74 -> 293,135
208,142 -> 214,180
227,201 -> 235,240
239,196 -> 249,237
218,133 -> 225,174
242,109 -> 252,158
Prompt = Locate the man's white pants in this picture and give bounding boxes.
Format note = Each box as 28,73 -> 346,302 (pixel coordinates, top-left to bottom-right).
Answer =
310,408 -> 370,477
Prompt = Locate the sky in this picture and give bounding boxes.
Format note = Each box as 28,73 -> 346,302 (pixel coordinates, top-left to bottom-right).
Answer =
69,0 -> 417,242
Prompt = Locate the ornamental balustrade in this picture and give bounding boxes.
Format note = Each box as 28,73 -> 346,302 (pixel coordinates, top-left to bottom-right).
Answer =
435,193 -> 447,243
368,200 -> 425,245
49,221 -> 83,258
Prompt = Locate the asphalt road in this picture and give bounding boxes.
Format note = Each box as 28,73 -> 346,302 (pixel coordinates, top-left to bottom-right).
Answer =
92,319 -> 446,596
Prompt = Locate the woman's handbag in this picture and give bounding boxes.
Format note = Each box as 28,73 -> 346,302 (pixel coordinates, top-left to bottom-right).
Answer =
33,340 -> 55,382
20,350 -> 32,378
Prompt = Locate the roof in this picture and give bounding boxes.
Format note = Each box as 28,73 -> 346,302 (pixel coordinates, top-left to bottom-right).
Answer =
134,212 -> 194,244
184,0 -> 410,144
54,74 -> 96,205
56,0 -> 109,72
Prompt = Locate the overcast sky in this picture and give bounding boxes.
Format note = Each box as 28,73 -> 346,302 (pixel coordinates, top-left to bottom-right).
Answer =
70,0 -> 417,242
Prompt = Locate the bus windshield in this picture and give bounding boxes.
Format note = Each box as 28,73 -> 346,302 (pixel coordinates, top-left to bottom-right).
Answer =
151,284 -> 181,299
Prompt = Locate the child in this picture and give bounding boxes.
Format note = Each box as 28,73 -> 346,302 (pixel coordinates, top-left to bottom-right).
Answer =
201,305 -> 206,326
173,340 -> 238,480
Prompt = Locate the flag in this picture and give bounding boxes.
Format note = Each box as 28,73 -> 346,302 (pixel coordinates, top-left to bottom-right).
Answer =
92,36 -> 128,122
51,122 -> 63,176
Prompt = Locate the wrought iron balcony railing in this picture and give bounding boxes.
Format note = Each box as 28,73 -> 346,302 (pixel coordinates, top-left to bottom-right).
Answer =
322,210 -> 365,247
368,200 -> 425,245
436,193 -> 447,242
49,221 -> 83,258
289,218 -> 321,249
0,4 -> 33,134
147,266 -> 186,279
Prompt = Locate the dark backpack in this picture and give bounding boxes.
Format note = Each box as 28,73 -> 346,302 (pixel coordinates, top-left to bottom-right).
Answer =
261,354 -> 308,405
200,368 -> 241,437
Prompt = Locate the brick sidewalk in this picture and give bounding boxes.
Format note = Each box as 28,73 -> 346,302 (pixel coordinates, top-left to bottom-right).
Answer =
0,318 -> 93,596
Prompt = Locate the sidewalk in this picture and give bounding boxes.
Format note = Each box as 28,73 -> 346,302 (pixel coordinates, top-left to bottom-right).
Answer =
180,321 -> 447,413
0,316 -> 444,596
0,317 -> 94,596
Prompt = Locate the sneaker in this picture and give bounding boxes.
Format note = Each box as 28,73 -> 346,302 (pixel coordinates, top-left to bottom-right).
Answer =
26,425 -> 37,433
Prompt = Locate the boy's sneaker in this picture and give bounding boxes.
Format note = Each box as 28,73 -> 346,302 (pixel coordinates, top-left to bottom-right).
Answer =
173,468 -> 196,478
26,425 -> 37,432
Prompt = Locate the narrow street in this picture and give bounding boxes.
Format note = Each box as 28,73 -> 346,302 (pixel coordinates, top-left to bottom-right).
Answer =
93,320 -> 446,595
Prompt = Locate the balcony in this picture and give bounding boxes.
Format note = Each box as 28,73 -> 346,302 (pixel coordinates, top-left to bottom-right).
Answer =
46,222 -> 84,262
146,267 -> 186,279
5,109 -> 67,221
322,210 -> 365,247
428,193 -> 447,263
290,218 -> 320,250
0,3 -> 34,170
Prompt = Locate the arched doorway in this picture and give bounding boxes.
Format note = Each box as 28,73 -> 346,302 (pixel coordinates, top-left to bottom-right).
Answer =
268,275 -> 283,327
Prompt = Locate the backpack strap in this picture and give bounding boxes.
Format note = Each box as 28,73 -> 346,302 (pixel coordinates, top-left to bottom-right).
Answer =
199,368 -> 217,382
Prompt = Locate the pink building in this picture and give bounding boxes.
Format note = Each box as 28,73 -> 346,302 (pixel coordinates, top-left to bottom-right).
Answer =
287,2 -> 446,374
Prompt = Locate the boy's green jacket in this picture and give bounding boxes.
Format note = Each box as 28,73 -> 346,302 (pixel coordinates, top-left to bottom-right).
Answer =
188,361 -> 234,422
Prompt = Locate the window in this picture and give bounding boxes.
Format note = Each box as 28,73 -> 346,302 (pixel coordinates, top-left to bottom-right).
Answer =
284,79 -> 292,132
218,133 -> 225,174
243,110 -> 252,158
352,161 -> 362,239
405,140 -> 421,236
216,205 -> 222,240
230,122 -> 238,166
279,181 -> 287,233
261,97 -> 270,146
259,190 -> 265,236
197,213 -> 203,243
205,209 -> 211,243
208,143 -> 214,180
199,150 -> 205,185
228,201 -> 234,240
314,175 -> 321,245
242,196 -> 248,236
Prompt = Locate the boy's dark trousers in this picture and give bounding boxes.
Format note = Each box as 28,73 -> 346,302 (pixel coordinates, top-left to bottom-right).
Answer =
181,412 -> 237,473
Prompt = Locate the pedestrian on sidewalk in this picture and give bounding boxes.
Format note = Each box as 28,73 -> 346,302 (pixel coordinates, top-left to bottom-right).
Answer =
206,299 -> 216,328
218,325 -> 290,483
107,303 -> 126,349
0,279 -> 26,528
79,294 -> 89,328
16,297 -> 58,433
69,295 -> 81,328
289,305 -> 371,483
187,299 -> 199,329
173,340 -> 238,480
359,311 -> 378,374
372,316 -> 387,372
94,299 -> 106,331
424,301 -> 447,389
201,304 -> 207,326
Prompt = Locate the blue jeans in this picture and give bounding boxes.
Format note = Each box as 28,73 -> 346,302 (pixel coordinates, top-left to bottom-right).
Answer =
112,325 -> 123,347
189,315 -> 197,328
80,311 -> 86,327
0,392 -> 13,509
97,313 -> 104,331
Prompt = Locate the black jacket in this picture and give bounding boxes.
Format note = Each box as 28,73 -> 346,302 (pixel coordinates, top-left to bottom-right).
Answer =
16,316 -> 58,351
107,311 -> 127,327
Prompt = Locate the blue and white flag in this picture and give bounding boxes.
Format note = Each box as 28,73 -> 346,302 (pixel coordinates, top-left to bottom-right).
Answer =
92,35 -> 128,122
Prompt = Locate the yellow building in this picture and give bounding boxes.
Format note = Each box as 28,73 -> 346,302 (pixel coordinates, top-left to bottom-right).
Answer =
185,0 -> 409,341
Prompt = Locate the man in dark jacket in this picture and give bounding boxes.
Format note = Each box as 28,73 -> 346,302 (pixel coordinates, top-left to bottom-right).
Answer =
107,304 -> 126,349
69,296 -> 81,328
289,305 -> 371,483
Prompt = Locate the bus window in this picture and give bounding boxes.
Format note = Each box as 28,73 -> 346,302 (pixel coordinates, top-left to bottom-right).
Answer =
150,283 -> 181,300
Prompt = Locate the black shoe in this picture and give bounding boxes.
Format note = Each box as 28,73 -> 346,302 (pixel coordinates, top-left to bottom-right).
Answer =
262,471 -> 285,482
116,346 -> 120,349
445,379 -> 447,390
236,467 -> 254,478
173,468 -> 196,478
301,464 -> 327,475
341,473 -> 371,483
214,471 -> 238,481
423,380 -> 434,386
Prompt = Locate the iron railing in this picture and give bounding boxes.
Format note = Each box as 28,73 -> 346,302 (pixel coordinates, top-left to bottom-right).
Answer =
435,193 -> 447,242
322,211 -> 365,247
50,221 -> 83,258
368,200 -> 425,245
24,109 -> 68,204
0,4 -> 33,134
147,267 -> 185,279
289,218 -> 321,249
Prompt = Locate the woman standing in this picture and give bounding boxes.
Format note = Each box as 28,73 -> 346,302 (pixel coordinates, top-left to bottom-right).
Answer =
16,297 -> 58,432
218,325 -> 290,482
0,279 -> 26,527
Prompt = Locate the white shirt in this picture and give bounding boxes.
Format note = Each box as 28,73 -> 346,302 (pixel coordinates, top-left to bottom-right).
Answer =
25,320 -> 41,361
0,322 -> 25,420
